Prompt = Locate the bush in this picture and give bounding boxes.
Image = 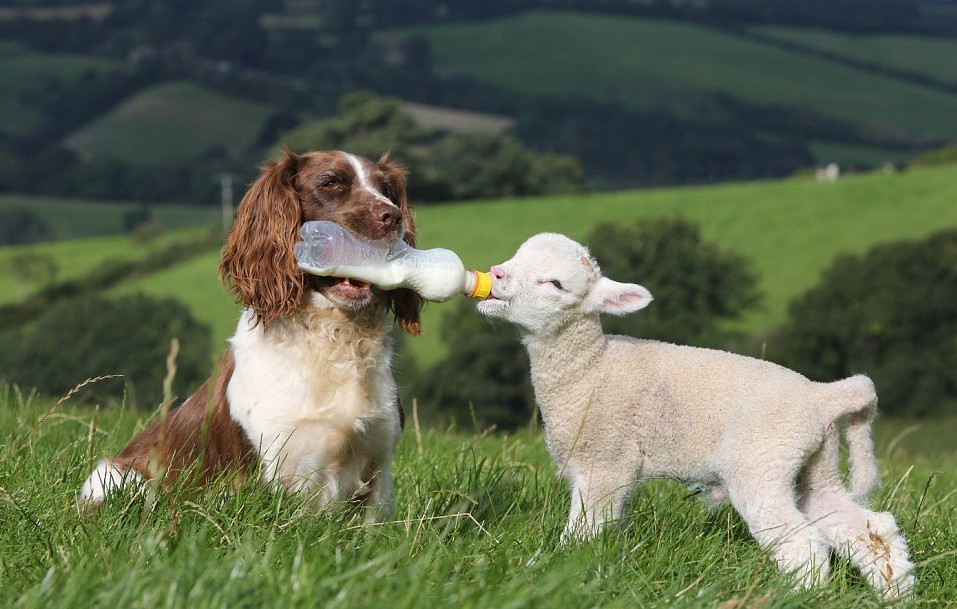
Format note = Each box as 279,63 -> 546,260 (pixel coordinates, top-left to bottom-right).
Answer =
416,300 -> 534,431
0,294 -> 212,407
586,218 -> 761,347
772,230 -> 957,417
0,207 -> 55,246
419,133 -> 586,200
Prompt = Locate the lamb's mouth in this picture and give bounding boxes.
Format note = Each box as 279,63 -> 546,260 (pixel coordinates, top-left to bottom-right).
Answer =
476,294 -> 506,316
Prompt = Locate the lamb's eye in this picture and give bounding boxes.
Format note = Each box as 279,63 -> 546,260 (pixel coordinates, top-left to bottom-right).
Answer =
548,279 -> 564,290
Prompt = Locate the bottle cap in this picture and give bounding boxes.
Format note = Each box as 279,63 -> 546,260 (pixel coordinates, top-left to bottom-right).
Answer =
467,271 -> 492,299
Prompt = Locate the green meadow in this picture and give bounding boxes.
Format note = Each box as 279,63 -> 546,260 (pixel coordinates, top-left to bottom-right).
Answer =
2,163 -> 957,609
1,388 -> 954,608
415,11 -> 957,146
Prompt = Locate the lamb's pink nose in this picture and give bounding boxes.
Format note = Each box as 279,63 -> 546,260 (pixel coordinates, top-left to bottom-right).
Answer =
490,265 -> 506,281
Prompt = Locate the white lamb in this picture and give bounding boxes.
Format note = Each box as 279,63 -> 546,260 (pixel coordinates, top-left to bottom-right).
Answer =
477,232 -> 914,597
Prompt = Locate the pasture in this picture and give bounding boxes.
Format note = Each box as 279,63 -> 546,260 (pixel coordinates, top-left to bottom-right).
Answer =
753,26 -> 957,86
414,11 -> 957,153
0,387 -> 954,608
63,81 -> 276,165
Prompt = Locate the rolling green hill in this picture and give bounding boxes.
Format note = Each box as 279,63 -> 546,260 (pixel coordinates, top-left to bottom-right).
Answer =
63,81 -> 276,165
414,11 -> 957,159
7,163 -> 954,368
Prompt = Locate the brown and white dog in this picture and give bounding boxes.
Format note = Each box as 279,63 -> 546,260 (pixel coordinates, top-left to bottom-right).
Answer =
78,150 -> 422,519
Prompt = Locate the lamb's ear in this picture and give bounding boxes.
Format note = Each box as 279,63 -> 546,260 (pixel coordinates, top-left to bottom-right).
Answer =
584,277 -> 653,316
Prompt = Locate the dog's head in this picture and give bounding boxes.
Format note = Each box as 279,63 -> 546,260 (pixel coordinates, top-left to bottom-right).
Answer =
220,149 -> 422,334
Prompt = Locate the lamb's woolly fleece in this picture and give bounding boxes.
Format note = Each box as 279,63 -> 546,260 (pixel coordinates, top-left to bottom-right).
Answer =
478,232 -> 914,598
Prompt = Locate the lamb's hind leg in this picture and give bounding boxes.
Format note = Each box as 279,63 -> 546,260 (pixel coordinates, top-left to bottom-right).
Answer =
725,472 -> 830,588
562,463 -> 635,542
799,427 -> 915,598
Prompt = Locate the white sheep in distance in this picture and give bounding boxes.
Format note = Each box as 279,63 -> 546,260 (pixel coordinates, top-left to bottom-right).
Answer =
477,232 -> 914,598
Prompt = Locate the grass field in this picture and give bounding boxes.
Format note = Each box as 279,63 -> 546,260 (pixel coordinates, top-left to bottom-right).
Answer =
63,81 -> 276,165
413,11 -> 957,148
0,225 -> 218,308
753,26 -> 957,87
1,387 -> 954,608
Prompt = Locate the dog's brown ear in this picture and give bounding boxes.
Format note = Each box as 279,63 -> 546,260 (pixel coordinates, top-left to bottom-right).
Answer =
379,154 -> 423,335
220,150 -> 304,328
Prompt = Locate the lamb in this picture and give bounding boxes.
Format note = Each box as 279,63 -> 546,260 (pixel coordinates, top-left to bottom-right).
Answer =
477,232 -> 914,598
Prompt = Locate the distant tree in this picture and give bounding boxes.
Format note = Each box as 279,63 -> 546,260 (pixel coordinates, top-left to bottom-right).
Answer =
0,208 -> 55,246
278,91 -> 420,161
586,218 -> 761,347
913,145 -> 957,167
416,299 -> 534,430
0,252 -> 58,301
420,133 -> 586,200
772,230 -> 957,417
0,294 -> 212,407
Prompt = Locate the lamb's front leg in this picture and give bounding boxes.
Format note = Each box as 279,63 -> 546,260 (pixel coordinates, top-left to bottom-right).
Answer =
562,466 -> 636,542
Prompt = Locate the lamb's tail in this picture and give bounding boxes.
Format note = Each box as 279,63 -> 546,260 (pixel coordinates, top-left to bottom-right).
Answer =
827,374 -> 880,501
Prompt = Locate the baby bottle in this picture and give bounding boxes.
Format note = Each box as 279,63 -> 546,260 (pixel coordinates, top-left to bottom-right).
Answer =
294,221 -> 491,302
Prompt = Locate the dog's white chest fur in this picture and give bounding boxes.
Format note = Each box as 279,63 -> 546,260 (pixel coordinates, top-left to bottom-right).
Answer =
228,305 -> 400,503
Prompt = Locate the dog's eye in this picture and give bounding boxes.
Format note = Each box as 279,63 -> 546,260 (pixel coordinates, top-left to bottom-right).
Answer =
318,174 -> 340,189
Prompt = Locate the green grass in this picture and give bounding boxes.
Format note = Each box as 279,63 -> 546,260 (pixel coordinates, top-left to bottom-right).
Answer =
63,81 -> 276,165
0,226 -> 218,307
413,11 -> 957,147
1,388 -> 954,608
753,26 -> 957,87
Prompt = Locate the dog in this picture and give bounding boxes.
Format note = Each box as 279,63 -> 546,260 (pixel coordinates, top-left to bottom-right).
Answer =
78,150 -> 422,519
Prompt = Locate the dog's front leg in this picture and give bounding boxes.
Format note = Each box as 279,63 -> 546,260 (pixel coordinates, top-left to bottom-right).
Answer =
362,465 -> 395,523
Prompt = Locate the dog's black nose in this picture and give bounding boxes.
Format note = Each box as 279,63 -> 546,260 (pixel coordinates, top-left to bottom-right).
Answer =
374,203 -> 401,231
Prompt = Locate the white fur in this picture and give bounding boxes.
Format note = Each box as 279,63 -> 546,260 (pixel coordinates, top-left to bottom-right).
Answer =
347,153 -> 400,209
229,295 -> 401,516
77,459 -> 142,507
479,232 -> 914,598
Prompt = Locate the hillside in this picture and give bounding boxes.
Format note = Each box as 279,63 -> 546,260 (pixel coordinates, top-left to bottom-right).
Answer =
63,81 -> 276,165
4,7 -> 957,202
414,11 -> 957,164
5,163 -> 956,368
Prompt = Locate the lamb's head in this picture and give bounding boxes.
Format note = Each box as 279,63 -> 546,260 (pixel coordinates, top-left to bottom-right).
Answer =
477,232 -> 653,335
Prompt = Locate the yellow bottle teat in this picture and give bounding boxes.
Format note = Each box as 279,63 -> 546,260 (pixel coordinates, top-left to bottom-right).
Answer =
467,270 -> 492,299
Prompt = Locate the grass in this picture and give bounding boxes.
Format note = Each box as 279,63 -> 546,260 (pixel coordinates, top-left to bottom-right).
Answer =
1,387 -> 954,608
0,226 -> 218,307
413,11 -> 957,147
63,81 -> 276,165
